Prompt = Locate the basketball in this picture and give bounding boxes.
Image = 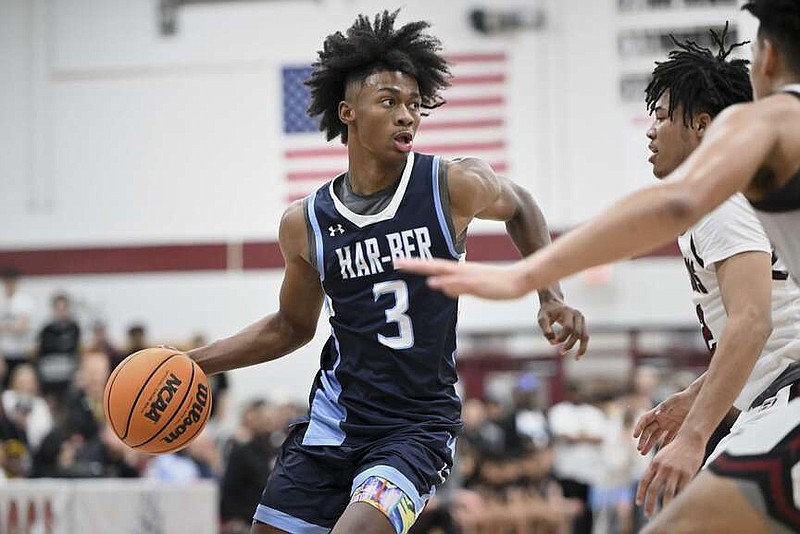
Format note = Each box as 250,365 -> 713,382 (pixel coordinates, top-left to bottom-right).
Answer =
103,347 -> 213,454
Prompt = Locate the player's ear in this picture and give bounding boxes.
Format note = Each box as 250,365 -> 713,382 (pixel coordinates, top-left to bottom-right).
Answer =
338,100 -> 355,125
695,113 -> 712,138
760,37 -> 779,77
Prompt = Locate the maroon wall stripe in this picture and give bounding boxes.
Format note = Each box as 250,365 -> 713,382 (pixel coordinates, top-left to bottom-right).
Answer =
242,241 -> 284,270
0,234 -> 680,277
462,234 -> 679,262
0,244 -> 228,276
447,53 -> 506,63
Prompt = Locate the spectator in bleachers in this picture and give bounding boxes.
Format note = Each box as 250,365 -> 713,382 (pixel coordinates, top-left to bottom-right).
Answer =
1,362 -> 53,452
0,384 -> 30,479
144,450 -> 204,483
64,351 -> 108,441
0,268 -> 36,389
124,323 -> 149,357
220,399 -> 277,534
548,382 -> 606,534
503,373 -> 551,453
87,320 -> 123,370
31,352 -> 132,478
37,293 -> 81,407
591,392 -> 650,534
144,428 -> 221,484
631,365 -> 660,411
461,397 -> 504,460
187,429 -> 223,479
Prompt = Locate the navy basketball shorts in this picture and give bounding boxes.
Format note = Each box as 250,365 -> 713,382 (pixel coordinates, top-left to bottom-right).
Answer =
253,422 -> 456,533
705,380 -> 800,532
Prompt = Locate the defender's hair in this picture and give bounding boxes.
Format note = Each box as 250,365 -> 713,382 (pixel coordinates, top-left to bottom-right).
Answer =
743,0 -> 800,74
305,10 -> 451,144
645,23 -> 752,126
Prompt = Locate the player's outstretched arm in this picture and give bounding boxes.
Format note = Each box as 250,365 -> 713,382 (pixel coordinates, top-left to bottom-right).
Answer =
399,103 -> 777,300
444,158 -> 588,356
189,200 -> 324,375
636,250 -> 773,516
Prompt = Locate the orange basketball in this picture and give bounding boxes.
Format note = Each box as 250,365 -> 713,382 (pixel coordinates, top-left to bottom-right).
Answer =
103,347 -> 213,454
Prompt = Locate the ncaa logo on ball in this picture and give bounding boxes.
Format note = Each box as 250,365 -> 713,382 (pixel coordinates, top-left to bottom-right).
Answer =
143,373 -> 183,423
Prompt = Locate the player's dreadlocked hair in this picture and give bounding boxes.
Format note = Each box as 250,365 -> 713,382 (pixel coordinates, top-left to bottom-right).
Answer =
305,10 -> 451,144
743,0 -> 800,74
645,23 -> 752,127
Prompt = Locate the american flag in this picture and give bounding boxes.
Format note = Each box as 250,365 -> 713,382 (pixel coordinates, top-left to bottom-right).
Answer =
281,53 -> 509,202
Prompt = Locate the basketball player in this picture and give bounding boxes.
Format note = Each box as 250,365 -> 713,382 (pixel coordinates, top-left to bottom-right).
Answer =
629,28 -> 800,533
188,11 -> 588,534
398,1 -> 800,532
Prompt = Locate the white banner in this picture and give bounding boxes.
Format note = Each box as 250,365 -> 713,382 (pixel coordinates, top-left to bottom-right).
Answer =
0,480 -> 218,534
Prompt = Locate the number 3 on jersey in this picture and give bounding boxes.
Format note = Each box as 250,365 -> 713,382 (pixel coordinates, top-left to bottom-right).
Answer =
373,280 -> 414,349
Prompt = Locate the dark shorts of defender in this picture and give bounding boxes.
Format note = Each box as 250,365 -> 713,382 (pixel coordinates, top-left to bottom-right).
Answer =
254,422 -> 455,533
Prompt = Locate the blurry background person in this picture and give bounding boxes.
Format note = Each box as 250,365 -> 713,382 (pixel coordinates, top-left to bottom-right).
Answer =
503,372 -> 551,452
219,399 -> 277,534
31,352 -> 142,478
86,320 -> 122,370
36,292 -> 81,407
1,362 -> 53,453
548,382 -> 606,534
0,268 -> 36,388
124,323 -> 149,357
0,398 -> 29,479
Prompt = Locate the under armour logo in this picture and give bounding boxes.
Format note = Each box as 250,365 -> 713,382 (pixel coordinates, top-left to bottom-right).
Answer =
328,224 -> 344,236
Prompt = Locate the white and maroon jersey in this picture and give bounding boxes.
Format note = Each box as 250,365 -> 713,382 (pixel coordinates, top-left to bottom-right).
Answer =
678,193 -> 800,410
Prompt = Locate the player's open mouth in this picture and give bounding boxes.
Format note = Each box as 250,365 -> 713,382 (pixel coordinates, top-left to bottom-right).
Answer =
648,146 -> 657,163
393,132 -> 414,152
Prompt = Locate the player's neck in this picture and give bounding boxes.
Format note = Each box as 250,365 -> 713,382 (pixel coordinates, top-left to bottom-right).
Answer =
771,73 -> 800,93
346,150 -> 408,196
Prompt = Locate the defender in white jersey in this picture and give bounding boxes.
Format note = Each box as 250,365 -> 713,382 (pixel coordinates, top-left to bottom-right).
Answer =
399,4 -> 800,532
624,30 -> 800,534
676,195 -> 800,411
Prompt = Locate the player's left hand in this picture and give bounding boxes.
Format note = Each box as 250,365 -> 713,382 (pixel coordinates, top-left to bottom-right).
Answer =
537,300 -> 589,359
636,433 -> 704,517
394,258 -> 529,300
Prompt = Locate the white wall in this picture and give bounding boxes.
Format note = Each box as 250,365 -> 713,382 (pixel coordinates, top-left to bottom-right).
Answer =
0,0 -> 751,409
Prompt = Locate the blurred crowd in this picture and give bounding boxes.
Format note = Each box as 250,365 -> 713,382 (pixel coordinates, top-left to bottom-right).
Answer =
409,369 -> 666,534
0,268 -> 697,534
0,268 -> 302,533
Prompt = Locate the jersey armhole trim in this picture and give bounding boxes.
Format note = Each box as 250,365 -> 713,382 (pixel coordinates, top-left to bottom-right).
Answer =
432,157 -> 462,259
302,197 -> 317,273
306,191 -> 325,281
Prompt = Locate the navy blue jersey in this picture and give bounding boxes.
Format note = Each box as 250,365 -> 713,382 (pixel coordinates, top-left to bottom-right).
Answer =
302,152 -> 462,446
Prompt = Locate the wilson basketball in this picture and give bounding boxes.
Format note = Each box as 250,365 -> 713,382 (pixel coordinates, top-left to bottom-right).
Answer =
103,347 -> 213,454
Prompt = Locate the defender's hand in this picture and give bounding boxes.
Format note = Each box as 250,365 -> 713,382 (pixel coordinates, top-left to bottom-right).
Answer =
395,258 -> 528,300
633,389 -> 694,455
636,434 -> 704,517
